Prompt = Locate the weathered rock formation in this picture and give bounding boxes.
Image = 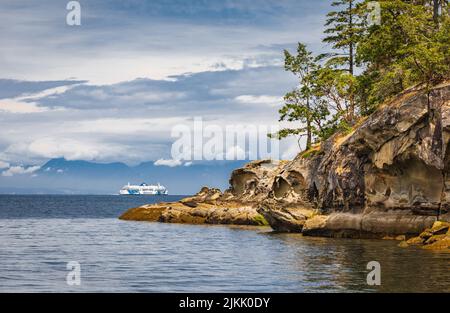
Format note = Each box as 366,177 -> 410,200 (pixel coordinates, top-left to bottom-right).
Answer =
398,221 -> 450,251
119,187 -> 268,226
120,82 -> 450,249
257,82 -> 450,242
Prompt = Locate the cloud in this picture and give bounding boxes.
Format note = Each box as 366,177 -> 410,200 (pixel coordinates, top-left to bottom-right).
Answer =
154,159 -> 183,167
32,66 -> 296,112
235,95 -> 282,107
0,84 -> 79,113
0,79 -> 85,100
0,98 -> 49,114
0,0 -> 328,165
2,165 -> 40,177
74,117 -> 188,134
281,141 -> 302,160
0,161 -> 10,169
0,0 -> 327,84
0,66 -> 301,165
4,138 -> 127,162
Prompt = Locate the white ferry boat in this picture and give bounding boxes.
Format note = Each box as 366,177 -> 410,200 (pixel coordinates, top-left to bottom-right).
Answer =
119,182 -> 168,195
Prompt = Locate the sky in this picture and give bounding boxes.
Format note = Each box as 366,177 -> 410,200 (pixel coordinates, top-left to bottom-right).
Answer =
0,0 -> 332,177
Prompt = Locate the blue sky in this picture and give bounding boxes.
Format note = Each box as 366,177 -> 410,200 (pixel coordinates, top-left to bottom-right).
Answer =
0,0 -> 332,176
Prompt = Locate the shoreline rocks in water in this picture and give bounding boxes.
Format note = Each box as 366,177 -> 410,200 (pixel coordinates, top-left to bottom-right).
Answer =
119,187 -> 269,226
398,221 -> 450,251
119,82 -> 450,250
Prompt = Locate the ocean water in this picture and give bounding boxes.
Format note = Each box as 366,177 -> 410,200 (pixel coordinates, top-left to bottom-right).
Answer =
0,195 -> 449,293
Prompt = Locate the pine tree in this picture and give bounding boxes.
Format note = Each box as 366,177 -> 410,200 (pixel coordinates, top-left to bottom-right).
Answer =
283,43 -> 316,149
357,0 -> 450,102
270,43 -> 330,151
322,0 -> 364,75
320,0 -> 365,124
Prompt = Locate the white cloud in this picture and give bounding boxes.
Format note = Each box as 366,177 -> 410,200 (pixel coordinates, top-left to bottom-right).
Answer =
0,98 -> 48,114
0,160 -> 10,169
0,0 -> 330,169
0,0 -> 327,84
154,159 -> 183,167
74,117 -> 188,135
0,85 -> 75,113
4,138 -> 127,162
235,95 -> 282,107
2,165 -> 40,177
21,85 -> 76,100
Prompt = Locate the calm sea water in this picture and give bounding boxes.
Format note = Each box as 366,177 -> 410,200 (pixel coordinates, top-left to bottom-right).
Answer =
0,195 -> 449,293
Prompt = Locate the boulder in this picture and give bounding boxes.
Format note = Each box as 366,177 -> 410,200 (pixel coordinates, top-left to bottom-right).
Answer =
399,221 -> 450,251
302,215 -> 329,236
257,200 -> 313,232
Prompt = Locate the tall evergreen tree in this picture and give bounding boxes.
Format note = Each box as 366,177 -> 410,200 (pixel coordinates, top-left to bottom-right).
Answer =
270,43 -> 330,151
322,0 -> 364,75
357,0 -> 450,101
283,43 -> 316,149
320,0 -> 365,124
274,0 -> 449,153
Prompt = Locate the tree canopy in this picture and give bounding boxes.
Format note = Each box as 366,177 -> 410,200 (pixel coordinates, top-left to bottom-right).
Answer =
273,0 -> 450,152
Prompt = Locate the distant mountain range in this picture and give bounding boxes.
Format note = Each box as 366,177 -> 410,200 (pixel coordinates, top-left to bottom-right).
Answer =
0,158 -> 248,195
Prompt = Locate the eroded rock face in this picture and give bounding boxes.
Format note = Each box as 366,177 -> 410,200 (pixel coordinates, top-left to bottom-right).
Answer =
227,160 -> 287,202
257,200 -> 314,232
270,157 -> 317,204
255,82 -> 450,237
315,87 -> 447,215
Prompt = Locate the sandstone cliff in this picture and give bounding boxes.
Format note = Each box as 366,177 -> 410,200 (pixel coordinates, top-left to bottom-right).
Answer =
256,82 -> 449,242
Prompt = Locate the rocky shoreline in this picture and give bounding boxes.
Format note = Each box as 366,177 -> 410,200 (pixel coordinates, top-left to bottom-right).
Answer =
120,82 -> 450,251
120,187 -> 268,226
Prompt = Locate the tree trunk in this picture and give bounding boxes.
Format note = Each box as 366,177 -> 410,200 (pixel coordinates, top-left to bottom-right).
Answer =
433,0 -> 440,26
349,0 -> 354,75
349,44 -> 354,76
306,98 -> 312,150
348,0 -> 355,124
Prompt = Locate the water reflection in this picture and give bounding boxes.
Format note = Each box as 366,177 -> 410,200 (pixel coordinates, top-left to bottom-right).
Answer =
0,195 -> 449,292
263,232 -> 450,292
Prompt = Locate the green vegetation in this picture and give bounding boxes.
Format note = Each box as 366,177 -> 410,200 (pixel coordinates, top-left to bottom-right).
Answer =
253,214 -> 269,226
269,43 -> 331,150
272,0 -> 449,151
299,146 -> 321,159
